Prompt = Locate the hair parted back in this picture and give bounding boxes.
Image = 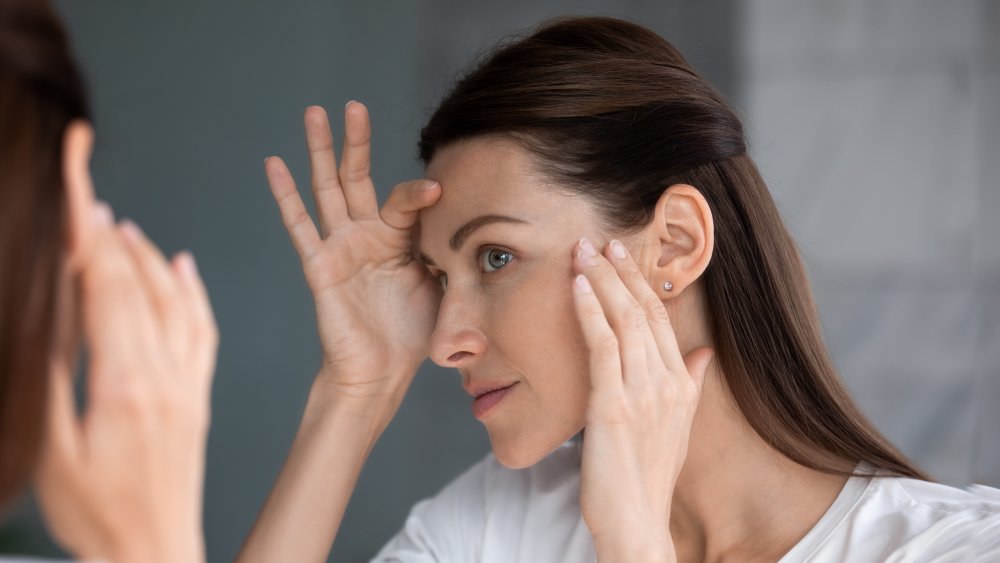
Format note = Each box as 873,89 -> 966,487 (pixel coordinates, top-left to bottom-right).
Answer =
420,16 -> 927,480
0,0 -> 90,505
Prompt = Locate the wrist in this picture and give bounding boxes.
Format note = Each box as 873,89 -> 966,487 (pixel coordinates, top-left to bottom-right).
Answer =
304,372 -> 409,443
106,531 -> 204,563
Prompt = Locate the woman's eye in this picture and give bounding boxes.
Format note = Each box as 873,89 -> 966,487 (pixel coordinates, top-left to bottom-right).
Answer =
479,248 -> 513,273
437,273 -> 447,290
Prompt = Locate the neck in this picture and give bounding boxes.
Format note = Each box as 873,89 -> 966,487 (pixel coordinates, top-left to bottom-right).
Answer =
666,368 -> 850,562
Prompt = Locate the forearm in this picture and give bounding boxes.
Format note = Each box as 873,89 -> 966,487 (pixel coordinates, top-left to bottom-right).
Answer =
236,376 -> 396,563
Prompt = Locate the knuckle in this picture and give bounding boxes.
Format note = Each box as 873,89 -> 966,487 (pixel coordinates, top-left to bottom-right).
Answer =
287,209 -> 312,227
656,379 -> 678,401
635,393 -> 656,416
345,170 -> 369,184
584,306 -> 607,323
108,377 -> 152,415
158,293 -> 184,320
341,163 -> 370,183
314,173 -> 338,189
594,335 -> 620,357
679,378 -> 700,402
644,298 -> 670,320
621,306 -> 647,332
88,254 -> 129,285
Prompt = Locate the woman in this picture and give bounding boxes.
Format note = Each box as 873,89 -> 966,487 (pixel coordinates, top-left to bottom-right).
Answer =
0,0 -> 218,560
240,17 -> 1000,562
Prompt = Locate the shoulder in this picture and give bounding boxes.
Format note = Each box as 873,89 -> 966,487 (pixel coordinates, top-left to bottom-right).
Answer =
862,476 -> 1000,561
793,473 -> 1000,562
862,474 -> 1000,532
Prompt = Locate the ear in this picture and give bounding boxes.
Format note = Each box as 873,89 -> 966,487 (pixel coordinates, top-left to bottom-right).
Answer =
62,120 -> 95,267
638,184 -> 714,298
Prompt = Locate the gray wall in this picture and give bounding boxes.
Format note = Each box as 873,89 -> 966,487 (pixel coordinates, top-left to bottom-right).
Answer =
0,1 -> 735,561
741,0 -> 999,486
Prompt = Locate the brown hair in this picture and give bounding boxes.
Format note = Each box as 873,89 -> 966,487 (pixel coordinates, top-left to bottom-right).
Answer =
419,16 -> 927,479
0,0 -> 89,505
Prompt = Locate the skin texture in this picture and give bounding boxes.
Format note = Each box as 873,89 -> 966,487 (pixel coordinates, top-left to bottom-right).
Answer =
32,122 -> 218,563
242,104 -> 850,563
419,137 -> 602,468
420,137 -> 717,557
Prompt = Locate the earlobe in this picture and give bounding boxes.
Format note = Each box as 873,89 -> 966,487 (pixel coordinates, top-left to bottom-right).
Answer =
647,184 -> 714,296
62,120 -> 96,266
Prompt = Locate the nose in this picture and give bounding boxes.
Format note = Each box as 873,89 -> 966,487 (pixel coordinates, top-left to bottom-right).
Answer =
429,288 -> 487,368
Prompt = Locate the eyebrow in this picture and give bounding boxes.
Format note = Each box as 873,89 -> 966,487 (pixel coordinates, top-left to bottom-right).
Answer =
418,214 -> 529,267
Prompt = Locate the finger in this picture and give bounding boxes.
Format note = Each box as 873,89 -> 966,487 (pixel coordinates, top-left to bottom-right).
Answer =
380,179 -> 441,231
171,251 -> 219,388
603,239 -> 686,372
119,220 -> 188,361
81,204 -> 161,383
338,101 -> 380,219
571,273 -> 624,396
574,237 -> 650,386
304,105 -> 349,234
265,156 -> 322,260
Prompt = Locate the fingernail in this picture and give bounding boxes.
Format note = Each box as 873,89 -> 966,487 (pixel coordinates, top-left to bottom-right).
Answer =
176,252 -> 198,279
574,274 -> 592,293
119,219 -> 143,242
420,180 -> 439,191
576,241 -> 597,267
610,240 -> 627,259
345,100 -> 357,109
93,202 -> 112,226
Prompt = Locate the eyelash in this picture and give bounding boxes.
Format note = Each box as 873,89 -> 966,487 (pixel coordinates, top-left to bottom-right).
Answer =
435,246 -> 516,290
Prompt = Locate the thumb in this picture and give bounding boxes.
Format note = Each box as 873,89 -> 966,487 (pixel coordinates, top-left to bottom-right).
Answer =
61,121 -> 96,270
379,179 -> 441,231
683,346 -> 715,393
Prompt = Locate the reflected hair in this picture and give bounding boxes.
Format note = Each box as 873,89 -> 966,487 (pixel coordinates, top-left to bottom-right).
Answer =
0,0 -> 90,505
419,16 -> 927,480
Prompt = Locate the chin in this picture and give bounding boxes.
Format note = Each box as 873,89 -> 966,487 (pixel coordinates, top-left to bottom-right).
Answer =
487,425 -> 580,469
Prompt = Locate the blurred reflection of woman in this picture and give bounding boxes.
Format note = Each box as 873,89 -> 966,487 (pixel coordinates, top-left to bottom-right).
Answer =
1,1 -> 218,561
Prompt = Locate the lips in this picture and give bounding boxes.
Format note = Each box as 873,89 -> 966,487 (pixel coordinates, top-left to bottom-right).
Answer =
470,381 -> 518,420
464,380 -> 518,399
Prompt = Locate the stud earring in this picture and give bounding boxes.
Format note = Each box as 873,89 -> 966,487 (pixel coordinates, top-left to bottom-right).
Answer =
662,281 -> 673,292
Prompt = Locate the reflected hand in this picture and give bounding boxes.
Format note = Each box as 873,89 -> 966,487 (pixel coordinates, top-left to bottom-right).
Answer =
36,205 -> 218,563
265,103 -> 442,409
571,237 -> 714,562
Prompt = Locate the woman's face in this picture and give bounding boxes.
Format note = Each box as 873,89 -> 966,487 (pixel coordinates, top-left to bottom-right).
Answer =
419,137 -> 609,468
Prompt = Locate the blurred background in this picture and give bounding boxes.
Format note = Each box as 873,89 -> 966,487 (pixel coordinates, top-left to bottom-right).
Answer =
1,0 -> 996,561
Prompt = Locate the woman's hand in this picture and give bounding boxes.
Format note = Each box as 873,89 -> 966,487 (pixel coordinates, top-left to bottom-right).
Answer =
35,203 -> 218,563
571,237 -> 714,562
235,104 -> 442,562
264,103 -> 442,412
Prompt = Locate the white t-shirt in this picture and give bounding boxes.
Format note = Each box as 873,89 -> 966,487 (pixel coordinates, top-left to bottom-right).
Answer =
372,441 -> 1000,562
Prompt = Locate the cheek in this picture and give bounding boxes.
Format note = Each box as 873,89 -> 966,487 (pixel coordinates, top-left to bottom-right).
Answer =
490,266 -> 591,413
